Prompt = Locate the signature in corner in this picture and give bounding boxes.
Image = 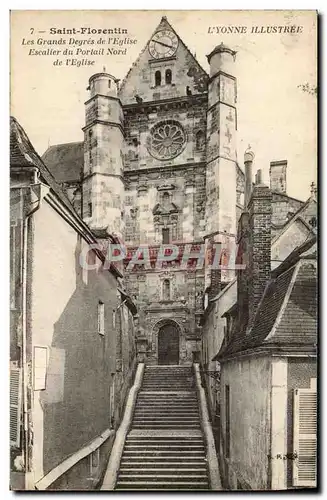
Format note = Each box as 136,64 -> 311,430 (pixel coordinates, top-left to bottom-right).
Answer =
267,453 -> 298,461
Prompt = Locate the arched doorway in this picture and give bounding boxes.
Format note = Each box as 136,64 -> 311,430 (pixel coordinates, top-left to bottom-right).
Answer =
158,322 -> 180,365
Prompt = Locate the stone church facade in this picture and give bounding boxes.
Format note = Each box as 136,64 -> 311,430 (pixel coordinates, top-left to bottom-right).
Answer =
43,16 -> 248,366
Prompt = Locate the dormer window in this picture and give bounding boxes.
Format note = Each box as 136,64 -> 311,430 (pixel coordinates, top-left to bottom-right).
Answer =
165,69 -> 172,85
155,70 -> 161,87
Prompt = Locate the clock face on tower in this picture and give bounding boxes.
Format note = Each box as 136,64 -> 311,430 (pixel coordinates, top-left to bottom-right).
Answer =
148,29 -> 179,59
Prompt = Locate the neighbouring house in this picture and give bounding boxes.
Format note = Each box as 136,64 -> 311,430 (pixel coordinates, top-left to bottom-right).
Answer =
10,116 -> 137,490
200,150 -> 317,455
212,176 -> 317,490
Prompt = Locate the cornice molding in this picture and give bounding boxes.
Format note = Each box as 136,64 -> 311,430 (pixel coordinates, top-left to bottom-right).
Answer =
123,93 -> 208,115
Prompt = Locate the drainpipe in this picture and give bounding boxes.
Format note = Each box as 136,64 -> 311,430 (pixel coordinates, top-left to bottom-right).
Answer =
21,179 -> 42,489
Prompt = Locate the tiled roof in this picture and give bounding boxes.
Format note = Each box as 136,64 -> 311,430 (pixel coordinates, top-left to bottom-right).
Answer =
10,117 -> 76,213
215,239 -> 317,360
10,116 -> 45,169
271,190 -> 304,205
273,260 -> 317,345
42,142 -> 84,183
10,116 -> 125,280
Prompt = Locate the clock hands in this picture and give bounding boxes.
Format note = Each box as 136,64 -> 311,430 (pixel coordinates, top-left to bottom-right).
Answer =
153,40 -> 174,50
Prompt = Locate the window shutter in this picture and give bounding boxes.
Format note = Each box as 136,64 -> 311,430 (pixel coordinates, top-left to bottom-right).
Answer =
10,365 -> 22,448
293,379 -> 317,487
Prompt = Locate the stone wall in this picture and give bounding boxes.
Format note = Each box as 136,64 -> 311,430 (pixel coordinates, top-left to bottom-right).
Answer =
202,279 -> 237,412
220,355 -> 271,489
29,199 -> 136,486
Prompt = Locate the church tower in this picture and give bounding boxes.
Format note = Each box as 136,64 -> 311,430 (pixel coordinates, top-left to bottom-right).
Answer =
205,43 -> 238,284
82,72 -> 125,239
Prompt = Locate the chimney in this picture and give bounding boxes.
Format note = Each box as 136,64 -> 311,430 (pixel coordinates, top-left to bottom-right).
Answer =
247,173 -> 272,327
255,169 -> 262,185
270,160 -> 287,193
236,212 -> 250,328
244,146 -> 254,209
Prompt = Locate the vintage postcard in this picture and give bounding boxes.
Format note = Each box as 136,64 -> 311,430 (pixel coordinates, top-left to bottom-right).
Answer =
10,10 -> 317,491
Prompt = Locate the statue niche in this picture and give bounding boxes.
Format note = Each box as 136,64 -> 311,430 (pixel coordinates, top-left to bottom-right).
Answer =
153,191 -> 180,243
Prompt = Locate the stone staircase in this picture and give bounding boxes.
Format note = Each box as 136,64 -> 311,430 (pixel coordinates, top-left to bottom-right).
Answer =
115,365 -> 209,490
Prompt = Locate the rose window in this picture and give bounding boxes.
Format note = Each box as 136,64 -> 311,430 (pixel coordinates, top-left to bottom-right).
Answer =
147,120 -> 186,160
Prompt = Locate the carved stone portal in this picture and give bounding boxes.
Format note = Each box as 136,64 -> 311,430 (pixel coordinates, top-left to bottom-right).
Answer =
151,318 -> 185,365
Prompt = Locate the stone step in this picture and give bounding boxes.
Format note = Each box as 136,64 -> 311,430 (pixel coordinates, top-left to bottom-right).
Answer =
137,398 -> 197,402
122,446 -> 205,451
125,440 -> 203,444
126,437 -> 203,446
134,412 -> 199,416
119,467 -> 207,473
136,406 -> 198,410
137,400 -> 197,403
138,394 -> 196,398
144,368 -> 192,372
139,394 -> 195,397
132,424 -> 200,429
137,401 -> 198,405
120,456 -> 207,462
115,481 -> 208,489
142,379 -> 193,382
141,383 -> 193,386
112,365 -> 209,491
134,408 -> 199,413
135,409 -> 198,413
137,397 -> 197,401
136,401 -> 198,406
144,385 -> 195,394
118,474 -> 207,481
122,449 -> 205,455
141,384 -> 193,387
138,394 -> 196,397
137,394 -> 197,397
134,406 -> 199,411
140,388 -> 194,391
133,416 -> 199,421
142,376 -> 192,379
120,463 -> 207,469
132,422 -> 200,426
124,444 -> 204,450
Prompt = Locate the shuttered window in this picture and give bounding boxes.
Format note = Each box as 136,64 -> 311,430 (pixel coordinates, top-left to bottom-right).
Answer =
98,301 -> 105,335
10,225 -> 17,309
293,378 -> 317,487
10,365 -> 22,448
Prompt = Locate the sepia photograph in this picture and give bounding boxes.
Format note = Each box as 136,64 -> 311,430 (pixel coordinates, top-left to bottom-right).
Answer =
9,9 -> 317,491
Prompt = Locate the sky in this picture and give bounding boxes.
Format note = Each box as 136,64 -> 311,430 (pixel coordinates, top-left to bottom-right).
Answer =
10,10 -> 317,201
